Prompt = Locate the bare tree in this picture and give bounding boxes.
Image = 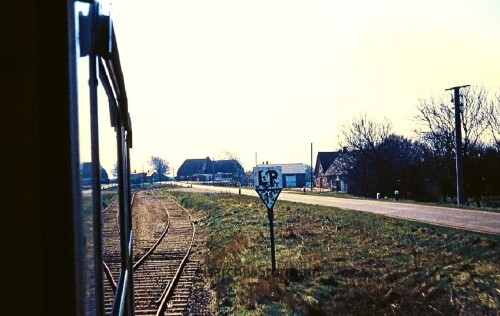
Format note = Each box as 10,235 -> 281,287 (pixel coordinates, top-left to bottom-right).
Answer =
338,113 -> 392,196
304,164 -> 314,183
148,156 -> 169,181
217,150 -> 241,163
461,87 -> 490,154
415,86 -> 489,155
414,87 -> 491,203
415,95 -> 455,155
488,94 -> 500,150
340,113 -> 392,151
112,162 -> 118,178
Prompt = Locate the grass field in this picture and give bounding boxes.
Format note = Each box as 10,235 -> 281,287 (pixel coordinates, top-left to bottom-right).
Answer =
160,189 -> 500,315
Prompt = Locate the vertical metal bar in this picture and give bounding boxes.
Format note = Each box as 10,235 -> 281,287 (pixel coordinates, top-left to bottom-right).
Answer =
126,142 -> 134,315
125,132 -> 133,315
122,140 -> 132,315
126,143 -> 132,220
119,128 -> 128,272
89,3 -> 104,316
127,232 -> 134,316
454,88 -> 465,205
111,271 -> 124,316
118,271 -> 129,316
124,134 -> 129,316
68,0 -> 86,314
127,231 -> 134,315
310,143 -> 313,191
112,124 -> 126,315
268,206 -> 276,272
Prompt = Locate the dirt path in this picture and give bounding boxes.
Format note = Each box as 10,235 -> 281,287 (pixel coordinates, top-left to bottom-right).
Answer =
171,183 -> 500,235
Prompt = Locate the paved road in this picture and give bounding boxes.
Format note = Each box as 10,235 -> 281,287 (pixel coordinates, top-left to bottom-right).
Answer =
172,182 -> 500,235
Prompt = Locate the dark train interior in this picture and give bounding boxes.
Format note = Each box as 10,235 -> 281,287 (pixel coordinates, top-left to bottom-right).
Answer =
4,1 -> 132,315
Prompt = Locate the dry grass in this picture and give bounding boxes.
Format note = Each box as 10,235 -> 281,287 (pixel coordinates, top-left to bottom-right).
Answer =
166,189 -> 500,315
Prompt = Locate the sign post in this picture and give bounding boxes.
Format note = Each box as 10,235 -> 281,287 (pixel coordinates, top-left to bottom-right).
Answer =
254,166 -> 282,272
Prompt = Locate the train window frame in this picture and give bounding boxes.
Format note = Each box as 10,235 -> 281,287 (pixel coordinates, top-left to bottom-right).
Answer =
72,1 -> 134,315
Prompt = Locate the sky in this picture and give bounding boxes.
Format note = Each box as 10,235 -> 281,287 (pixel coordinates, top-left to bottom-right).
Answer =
77,0 -> 500,176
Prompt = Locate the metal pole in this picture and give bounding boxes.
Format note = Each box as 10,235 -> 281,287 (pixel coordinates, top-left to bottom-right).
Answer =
267,206 -> 276,272
126,140 -> 134,315
89,4 -> 104,314
310,143 -> 313,192
453,88 -> 465,206
446,85 -> 469,206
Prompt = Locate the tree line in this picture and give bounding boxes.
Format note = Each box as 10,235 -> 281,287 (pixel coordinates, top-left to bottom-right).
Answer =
337,87 -> 500,206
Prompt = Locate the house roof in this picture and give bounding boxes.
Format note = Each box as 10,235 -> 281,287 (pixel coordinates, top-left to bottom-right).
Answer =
130,172 -> 146,176
146,170 -> 157,177
214,160 -> 244,174
80,162 -> 109,180
315,151 -> 342,175
178,158 -> 244,177
256,163 -> 306,174
177,158 -> 212,176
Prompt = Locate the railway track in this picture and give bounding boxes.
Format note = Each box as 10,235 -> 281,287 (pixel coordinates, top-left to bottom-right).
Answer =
102,190 -> 197,315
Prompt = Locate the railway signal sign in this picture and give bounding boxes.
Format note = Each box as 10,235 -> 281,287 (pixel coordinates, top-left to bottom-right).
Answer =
254,166 -> 282,272
254,166 -> 282,209
254,166 -> 282,189
256,189 -> 281,210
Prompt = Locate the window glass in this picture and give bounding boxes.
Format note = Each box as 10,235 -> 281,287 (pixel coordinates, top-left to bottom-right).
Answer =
74,2 -> 97,315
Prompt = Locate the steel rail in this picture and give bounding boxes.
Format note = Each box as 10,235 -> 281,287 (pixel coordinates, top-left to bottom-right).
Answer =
103,190 -> 138,298
103,261 -> 117,292
132,190 -> 171,270
155,194 -> 196,316
116,189 -> 138,236
102,199 -> 117,214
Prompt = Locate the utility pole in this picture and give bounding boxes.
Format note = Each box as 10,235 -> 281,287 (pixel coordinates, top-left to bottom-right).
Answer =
445,84 -> 469,206
310,143 -> 313,192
